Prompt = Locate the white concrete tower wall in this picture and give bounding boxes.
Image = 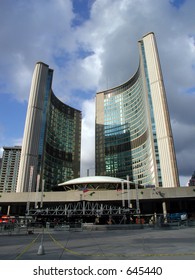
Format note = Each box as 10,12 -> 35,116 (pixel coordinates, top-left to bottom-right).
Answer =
95,92 -> 105,175
142,33 -> 179,187
96,92 -> 104,125
16,62 -> 49,192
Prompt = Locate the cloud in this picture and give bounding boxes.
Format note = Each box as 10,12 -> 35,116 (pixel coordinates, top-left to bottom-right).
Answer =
0,0 -> 195,183
0,123 -> 5,157
0,147 -> 3,158
0,0 -> 75,101
179,176 -> 190,187
173,121 -> 195,178
80,98 -> 95,176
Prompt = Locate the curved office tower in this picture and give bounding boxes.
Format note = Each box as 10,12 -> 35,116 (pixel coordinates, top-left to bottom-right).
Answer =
17,62 -> 81,192
95,32 -> 179,188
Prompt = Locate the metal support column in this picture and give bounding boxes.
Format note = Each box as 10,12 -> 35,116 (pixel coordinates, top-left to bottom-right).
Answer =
121,180 -> 125,208
162,201 -> 167,223
127,175 -> 130,208
83,200 -> 85,215
135,183 -> 140,214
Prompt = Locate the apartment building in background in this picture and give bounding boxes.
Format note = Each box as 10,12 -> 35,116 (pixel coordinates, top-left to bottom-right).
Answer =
0,146 -> 21,192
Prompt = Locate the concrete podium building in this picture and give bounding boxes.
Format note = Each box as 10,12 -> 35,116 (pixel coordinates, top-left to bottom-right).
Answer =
1,176 -> 195,221
16,62 -> 81,193
95,32 -> 179,188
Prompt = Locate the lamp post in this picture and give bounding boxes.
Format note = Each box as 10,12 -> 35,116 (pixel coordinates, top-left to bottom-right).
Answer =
126,175 -> 131,208
87,167 -> 95,176
121,180 -> 125,208
37,179 -> 45,255
135,183 -> 140,215
40,179 -> 45,209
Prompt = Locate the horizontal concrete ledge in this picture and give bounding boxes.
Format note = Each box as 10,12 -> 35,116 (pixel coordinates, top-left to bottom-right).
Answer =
0,187 -> 195,203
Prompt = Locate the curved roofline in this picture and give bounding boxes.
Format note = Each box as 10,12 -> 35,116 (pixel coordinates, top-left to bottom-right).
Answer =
51,90 -> 81,113
96,66 -> 140,96
96,32 -> 154,96
58,176 -> 133,186
36,61 -> 49,68
142,31 -> 154,39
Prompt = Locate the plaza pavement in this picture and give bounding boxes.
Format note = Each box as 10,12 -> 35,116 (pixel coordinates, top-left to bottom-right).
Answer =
0,225 -> 195,260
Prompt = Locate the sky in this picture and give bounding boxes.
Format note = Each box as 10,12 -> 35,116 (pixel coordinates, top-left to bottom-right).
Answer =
0,0 -> 195,186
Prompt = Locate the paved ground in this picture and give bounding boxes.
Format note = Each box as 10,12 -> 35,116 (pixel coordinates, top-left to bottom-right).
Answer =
0,226 -> 195,260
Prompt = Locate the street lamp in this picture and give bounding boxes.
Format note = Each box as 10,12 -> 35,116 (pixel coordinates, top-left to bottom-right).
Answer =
87,167 -> 95,176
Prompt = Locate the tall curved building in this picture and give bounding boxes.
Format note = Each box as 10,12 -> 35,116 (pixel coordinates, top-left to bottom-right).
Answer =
95,32 -> 179,188
17,62 -> 81,192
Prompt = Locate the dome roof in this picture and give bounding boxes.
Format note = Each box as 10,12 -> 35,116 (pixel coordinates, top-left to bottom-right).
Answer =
58,176 -> 131,186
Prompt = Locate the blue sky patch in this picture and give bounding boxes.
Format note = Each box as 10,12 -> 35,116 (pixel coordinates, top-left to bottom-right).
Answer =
77,46 -> 94,59
71,0 -> 95,27
72,88 -> 96,102
169,0 -> 186,9
0,93 -> 27,142
186,87 -> 195,95
53,51 -> 72,68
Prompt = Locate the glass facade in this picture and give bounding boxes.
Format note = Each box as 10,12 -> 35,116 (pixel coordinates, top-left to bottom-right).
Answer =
98,68 -> 156,185
42,92 -> 81,191
37,69 -> 81,192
